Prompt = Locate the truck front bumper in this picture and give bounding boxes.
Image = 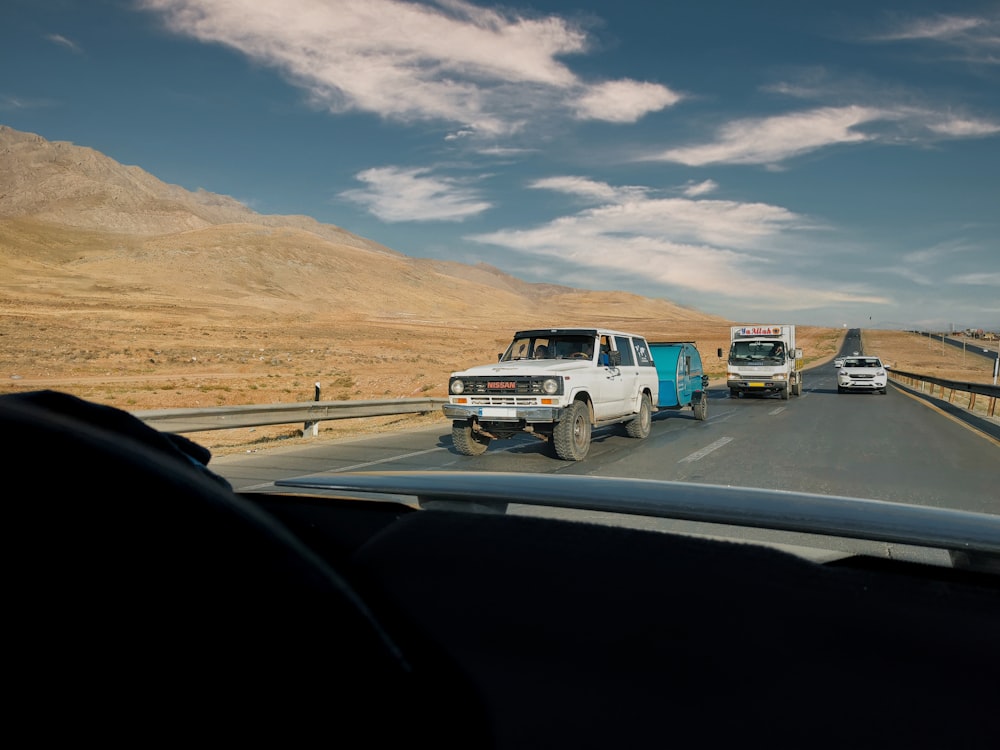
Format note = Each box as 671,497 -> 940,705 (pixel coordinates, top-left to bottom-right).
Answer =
728,379 -> 787,393
443,403 -> 564,422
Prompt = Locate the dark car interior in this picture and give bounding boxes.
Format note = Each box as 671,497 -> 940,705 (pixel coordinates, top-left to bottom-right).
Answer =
6,390 -> 997,748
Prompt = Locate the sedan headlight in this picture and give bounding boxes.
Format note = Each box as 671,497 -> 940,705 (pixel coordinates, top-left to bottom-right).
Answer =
450,379 -> 465,395
542,377 -> 560,395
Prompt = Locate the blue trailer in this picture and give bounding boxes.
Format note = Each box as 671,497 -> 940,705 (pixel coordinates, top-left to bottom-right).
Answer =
649,341 -> 709,420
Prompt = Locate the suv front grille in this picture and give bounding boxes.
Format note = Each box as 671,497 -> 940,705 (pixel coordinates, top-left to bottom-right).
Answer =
460,376 -> 561,396
467,395 -> 539,406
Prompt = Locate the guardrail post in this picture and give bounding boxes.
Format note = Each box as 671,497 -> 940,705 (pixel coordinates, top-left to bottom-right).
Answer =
303,382 -> 320,437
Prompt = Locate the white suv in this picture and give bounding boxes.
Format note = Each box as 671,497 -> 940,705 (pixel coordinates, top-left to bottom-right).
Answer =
836,356 -> 888,394
443,328 -> 659,461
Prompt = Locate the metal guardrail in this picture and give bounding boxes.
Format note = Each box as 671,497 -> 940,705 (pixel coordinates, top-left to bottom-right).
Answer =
133,397 -> 448,435
888,369 -> 999,420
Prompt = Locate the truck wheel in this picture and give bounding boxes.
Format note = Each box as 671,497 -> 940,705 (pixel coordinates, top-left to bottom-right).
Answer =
793,378 -> 802,396
625,394 -> 652,439
452,421 -> 490,456
729,388 -> 739,399
553,401 -> 591,461
692,392 -> 708,421
780,386 -> 789,400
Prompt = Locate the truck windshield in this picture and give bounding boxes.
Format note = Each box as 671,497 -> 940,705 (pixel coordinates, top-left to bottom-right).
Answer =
729,341 -> 784,363
503,335 -> 596,361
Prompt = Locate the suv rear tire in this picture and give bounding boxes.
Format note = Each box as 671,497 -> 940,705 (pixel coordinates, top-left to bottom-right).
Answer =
625,394 -> 652,438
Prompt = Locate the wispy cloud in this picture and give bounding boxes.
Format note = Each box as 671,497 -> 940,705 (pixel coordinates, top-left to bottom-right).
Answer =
140,0 -> 679,136
571,79 -> 683,123
925,115 -> 1000,137
338,166 -> 491,222
646,106 -> 881,166
0,94 -> 55,112
528,176 -> 647,203
644,102 -> 1000,167
866,10 -> 1000,64
682,179 -> 718,197
950,272 -> 1000,286
44,33 -> 82,53
874,14 -> 988,42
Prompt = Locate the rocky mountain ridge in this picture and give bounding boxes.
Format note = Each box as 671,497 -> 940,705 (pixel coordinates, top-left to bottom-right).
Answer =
0,123 -> 720,324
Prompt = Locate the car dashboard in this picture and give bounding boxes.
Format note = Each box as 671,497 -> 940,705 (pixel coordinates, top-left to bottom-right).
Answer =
5,389 -> 998,748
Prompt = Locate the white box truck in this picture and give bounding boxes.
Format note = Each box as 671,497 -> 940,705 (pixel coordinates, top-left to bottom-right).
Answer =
719,325 -> 803,400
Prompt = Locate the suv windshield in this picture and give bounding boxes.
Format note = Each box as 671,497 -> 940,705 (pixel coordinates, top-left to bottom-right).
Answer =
503,335 -> 596,361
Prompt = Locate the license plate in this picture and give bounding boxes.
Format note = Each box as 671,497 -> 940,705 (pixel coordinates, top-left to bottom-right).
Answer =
478,407 -> 516,417
748,381 -> 765,387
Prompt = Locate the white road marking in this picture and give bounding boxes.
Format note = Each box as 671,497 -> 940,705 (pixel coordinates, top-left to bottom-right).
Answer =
330,446 -> 445,472
238,446 -> 446,490
679,436 -> 733,462
768,407 -> 786,415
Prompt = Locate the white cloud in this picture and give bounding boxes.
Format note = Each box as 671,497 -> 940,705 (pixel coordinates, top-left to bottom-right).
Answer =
875,14 -> 988,42
466,178 -> 860,309
647,105 -> 882,166
572,79 -> 682,123
683,180 -> 718,197
949,272 -> 1000,286
644,101 -> 1000,167
926,115 -> 1000,137
44,34 -> 82,53
338,166 -> 491,222
140,0 -> 677,135
867,10 -> 1000,65
527,176 -> 641,203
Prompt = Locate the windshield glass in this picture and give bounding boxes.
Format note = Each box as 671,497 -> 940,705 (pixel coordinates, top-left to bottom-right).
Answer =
503,335 -> 596,361
5,5 -> 1000,745
1,1 -> 997,570
729,341 -> 786,363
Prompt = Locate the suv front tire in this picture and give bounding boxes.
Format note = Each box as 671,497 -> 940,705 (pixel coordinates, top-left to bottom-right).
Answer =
553,401 -> 591,461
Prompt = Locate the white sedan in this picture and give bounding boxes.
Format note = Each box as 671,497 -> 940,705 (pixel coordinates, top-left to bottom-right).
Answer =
837,356 -> 888,394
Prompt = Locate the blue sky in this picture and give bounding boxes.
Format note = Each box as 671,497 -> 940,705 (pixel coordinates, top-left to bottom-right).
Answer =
3,0 -> 999,330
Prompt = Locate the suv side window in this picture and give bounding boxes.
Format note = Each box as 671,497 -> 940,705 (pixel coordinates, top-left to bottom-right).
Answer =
613,335 -> 635,366
633,337 -> 654,367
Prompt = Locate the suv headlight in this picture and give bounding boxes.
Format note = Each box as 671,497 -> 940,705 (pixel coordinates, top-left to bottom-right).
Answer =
450,379 -> 465,395
542,377 -> 560,395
